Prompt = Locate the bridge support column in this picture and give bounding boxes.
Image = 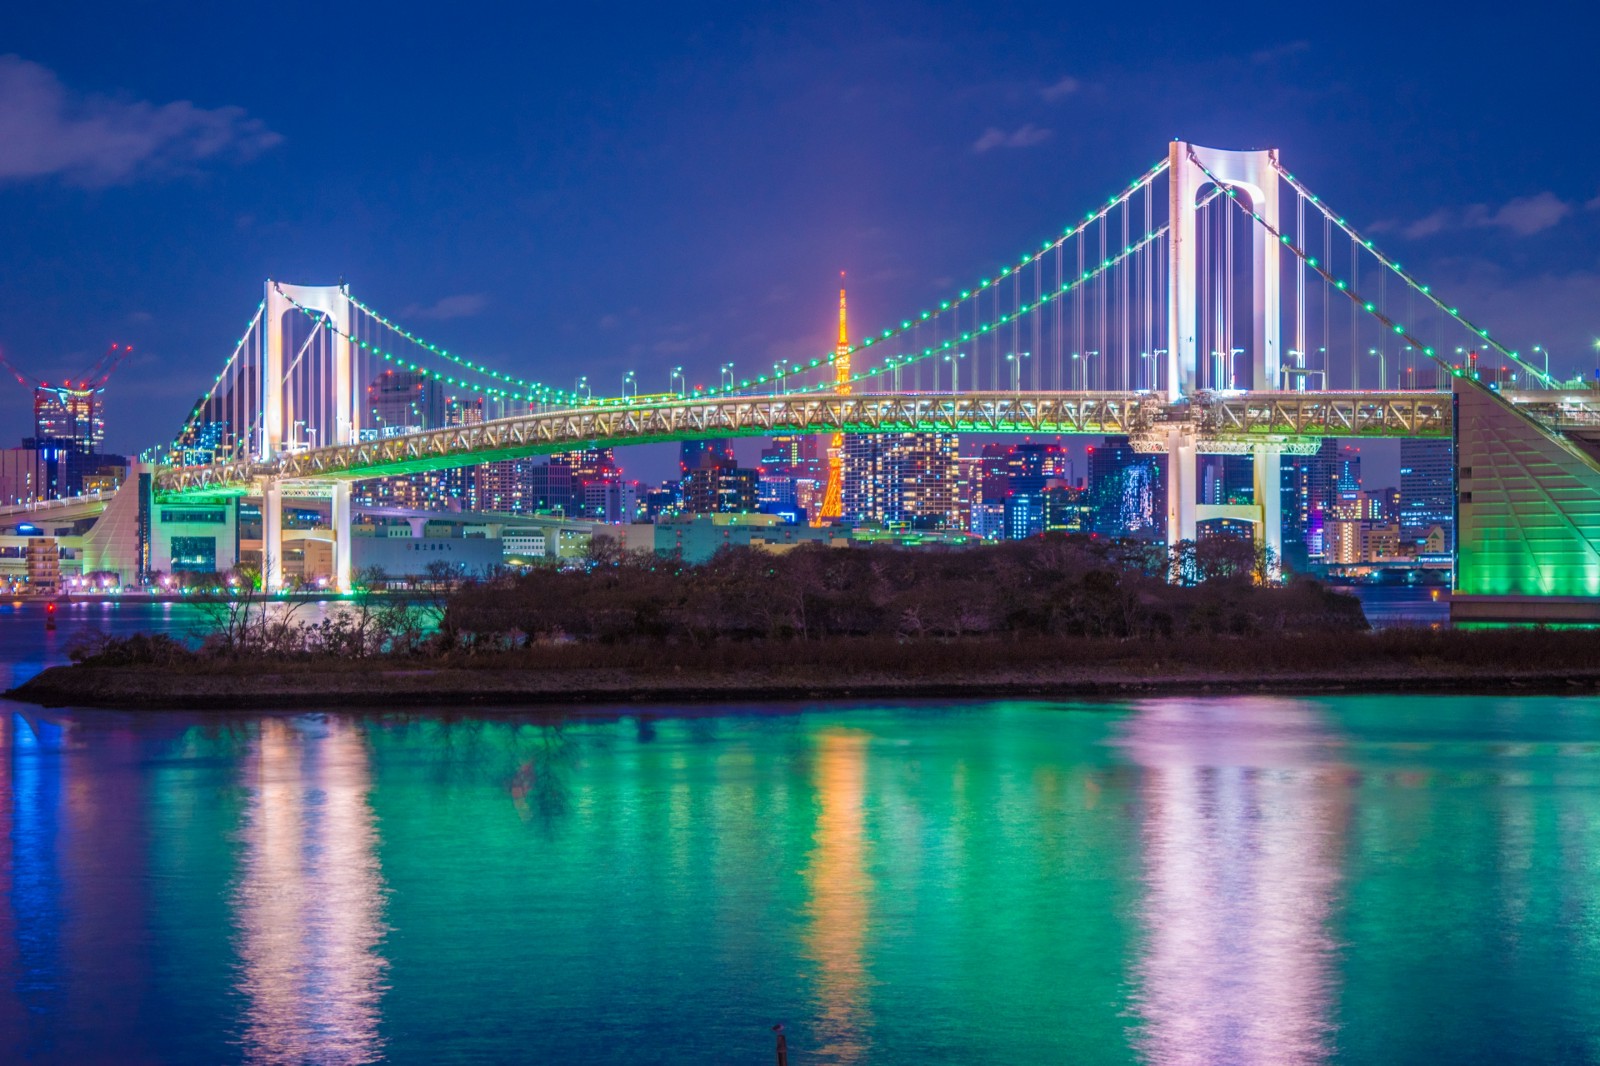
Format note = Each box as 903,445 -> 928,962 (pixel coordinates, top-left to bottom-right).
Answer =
261,480 -> 282,593
1165,429 -> 1198,547
1252,445 -> 1283,578
331,481 -> 352,594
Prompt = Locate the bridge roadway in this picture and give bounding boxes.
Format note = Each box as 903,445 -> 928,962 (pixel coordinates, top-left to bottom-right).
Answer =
152,387 -> 1593,499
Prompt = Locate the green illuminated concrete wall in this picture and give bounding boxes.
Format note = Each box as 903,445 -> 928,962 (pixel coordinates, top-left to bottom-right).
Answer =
1455,376 -> 1600,599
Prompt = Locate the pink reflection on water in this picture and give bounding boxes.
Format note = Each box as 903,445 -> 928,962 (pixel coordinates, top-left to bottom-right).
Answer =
1118,698 -> 1350,1066
233,718 -> 387,1064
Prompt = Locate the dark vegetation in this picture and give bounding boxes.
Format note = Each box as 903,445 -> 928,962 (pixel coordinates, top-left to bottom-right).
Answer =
67,535 -> 1362,669
443,536 -> 1365,647
44,535 -> 1600,701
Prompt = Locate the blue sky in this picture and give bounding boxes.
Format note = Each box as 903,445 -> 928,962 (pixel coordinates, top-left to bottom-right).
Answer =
1,0 -> 1595,479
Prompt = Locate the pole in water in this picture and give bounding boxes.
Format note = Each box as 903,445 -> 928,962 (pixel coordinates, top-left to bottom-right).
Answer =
45,600 -> 57,630
773,1024 -> 788,1066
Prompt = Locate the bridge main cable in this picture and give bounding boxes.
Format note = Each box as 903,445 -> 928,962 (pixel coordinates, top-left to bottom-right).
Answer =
1267,157 -> 1555,388
703,157 -> 1173,398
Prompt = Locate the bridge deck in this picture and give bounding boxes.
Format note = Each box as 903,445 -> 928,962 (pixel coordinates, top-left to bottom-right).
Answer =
155,389 -> 1465,496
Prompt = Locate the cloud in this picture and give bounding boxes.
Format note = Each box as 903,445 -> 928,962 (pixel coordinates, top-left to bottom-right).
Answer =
400,293 -> 489,321
1402,208 -> 1455,240
1425,261 -> 1600,378
1401,191 -> 1572,239
972,123 -> 1052,154
0,54 -> 281,186
1040,76 -> 1080,102
1252,40 -> 1310,64
1483,192 -> 1571,235
1588,191 -> 1600,211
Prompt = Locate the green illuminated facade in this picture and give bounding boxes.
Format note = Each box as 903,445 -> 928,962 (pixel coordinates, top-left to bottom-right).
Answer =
1454,376 -> 1600,616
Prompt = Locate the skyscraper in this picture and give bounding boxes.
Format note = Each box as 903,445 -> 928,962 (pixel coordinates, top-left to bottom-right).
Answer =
34,385 -> 103,451
368,369 -> 444,434
1088,437 -> 1164,540
842,433 -> 960,529
680,439 -> 736,475
1400,438 -> 1454,550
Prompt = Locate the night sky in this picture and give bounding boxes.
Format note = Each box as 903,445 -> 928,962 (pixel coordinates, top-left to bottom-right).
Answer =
1,1 -> 1595,484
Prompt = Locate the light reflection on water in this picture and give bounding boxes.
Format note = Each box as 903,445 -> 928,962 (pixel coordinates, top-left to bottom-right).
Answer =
4,693 -> 1600,1062
802,730 -> 872,1063
1120,699 -> 1347,1065
233,718 -> 386,1065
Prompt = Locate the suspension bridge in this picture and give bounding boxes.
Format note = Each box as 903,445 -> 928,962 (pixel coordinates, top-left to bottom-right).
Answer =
34,140 -> 1600,617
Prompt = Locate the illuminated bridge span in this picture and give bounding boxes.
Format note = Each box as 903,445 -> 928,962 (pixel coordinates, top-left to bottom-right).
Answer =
115,138 -> 1600,610
156,390 -> 1454,496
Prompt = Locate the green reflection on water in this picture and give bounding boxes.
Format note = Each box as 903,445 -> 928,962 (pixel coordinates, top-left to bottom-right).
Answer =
10,695 -> 1600,1063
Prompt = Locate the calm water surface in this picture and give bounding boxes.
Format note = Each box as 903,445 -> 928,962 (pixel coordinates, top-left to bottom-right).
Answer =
3,604 -> 1599,1064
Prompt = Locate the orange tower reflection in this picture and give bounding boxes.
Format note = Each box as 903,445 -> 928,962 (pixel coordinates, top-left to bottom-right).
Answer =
801,729 -> 872,1062
1121,699 -> 1351,1066
234,718 -> 387,1064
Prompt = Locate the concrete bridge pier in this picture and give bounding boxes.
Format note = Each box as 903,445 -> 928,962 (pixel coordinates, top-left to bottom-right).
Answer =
261,478 -> 282,592
332,481 -> 352,594
1165,427 -> 1199,546
1252,444 -> 1283,576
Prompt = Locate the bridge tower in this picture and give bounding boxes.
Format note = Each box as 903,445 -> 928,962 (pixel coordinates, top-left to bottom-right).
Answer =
1164,142 -> 1283,565
818,280 -> 850,523
258,281 -> 358,593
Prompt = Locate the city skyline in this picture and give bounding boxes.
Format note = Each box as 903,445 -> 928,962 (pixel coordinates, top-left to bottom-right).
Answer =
2,4 -> 1598,460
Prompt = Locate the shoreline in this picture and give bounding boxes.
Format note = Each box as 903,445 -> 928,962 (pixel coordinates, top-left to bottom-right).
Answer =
11,661 -> 1600,710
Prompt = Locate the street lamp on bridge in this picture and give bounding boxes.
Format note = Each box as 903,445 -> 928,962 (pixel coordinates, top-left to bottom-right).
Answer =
1005,351 -> 1030,393
943,350 -> 966,394
623,371 -> 636,401
1533,345 -> 1551,386
670,365 -> 684,397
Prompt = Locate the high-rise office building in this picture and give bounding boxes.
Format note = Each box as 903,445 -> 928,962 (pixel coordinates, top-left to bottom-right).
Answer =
683,464 -> 759,514
34,385 -> 103,451
1400,438 -> 1454,550
761,434 -> 822,478
1088,437 -> 1164,540
842,432 -> 960,528
368,369 -> 444,434
680,439 -> 736,475
1002,442 -> 1070,540
1200,455 -> 1254,506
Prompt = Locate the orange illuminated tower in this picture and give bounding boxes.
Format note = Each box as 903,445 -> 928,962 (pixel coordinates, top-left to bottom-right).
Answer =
818,277 -> 851,522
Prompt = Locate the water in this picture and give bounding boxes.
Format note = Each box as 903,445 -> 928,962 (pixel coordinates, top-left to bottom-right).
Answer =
1341,584 -> 1451,628
4,607 -> 1600,1063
